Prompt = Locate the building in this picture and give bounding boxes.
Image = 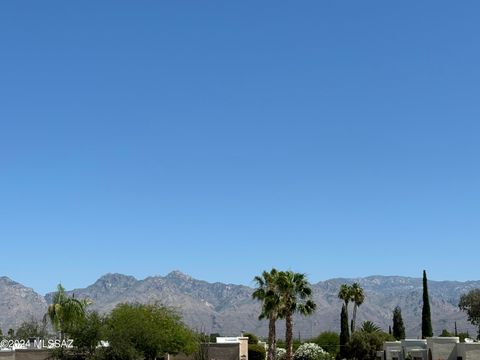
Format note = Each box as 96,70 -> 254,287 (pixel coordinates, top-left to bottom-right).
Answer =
378,337 -> 480,360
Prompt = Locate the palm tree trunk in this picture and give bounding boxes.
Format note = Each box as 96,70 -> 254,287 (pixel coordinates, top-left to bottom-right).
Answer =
344,301 -> 349,328
351,304 -> 357,333
267,316 -> 276,360
285,312 -> 294,360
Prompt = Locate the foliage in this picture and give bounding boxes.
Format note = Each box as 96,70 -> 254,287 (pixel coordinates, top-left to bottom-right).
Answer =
293,343 -> 333,360
458,332 -> 470,342
103,303 -> 198,360
14,318 -> 48,339
339,304 -> 350,359
249,344 -> 267,360
350,283 -> 365,333
7,329 -> 15,338
46,284 -> 90,340
346,331 -> 392,360
422,270 -> 433,338
208,333 -> 220,342
338,285 -> 351,309
277,271 -> 316,360
360,321 -> 382,334
439,329 -> 453,337
193,339 -> 209,360
311,331 -> 339,356
244,332 -> 259,344
459,288 -> 480,339
392,306 -> 405,340
277,339 -> 302,352
293,343 -> 334,360
276,347 -> 287,360
66,311 -> 104,357
253,268 -> 282,360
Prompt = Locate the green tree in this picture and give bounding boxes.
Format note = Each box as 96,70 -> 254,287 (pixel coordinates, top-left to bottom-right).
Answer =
350,283 -> 365,333
311,331 -> 339,356
277,271 -> 316,360
46,284 -> 90,341
7,328 -> 14,339
244,332 -> 259,344
458,332 -> 470,343
360,321 -> 382,334
67,311 -> 104,358
208,333 -> 220,343
338,285 -> 351,329
249,343 -> 267,360
459,288 -> 480,339
253,268 -> 282,360
392,306 -> 405,340
104,303 -> 197,360
15,318 -> 47,339
439,329 -> 453,337
346,331 -> 393,360
339,304 -> 350,359
422,270 -> 433,338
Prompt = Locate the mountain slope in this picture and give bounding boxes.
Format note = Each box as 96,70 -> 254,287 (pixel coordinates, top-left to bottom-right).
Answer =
2,272 -> 479,338
0,277 -> 48,333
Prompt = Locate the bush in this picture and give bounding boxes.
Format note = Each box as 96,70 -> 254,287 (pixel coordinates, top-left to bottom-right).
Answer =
346,331 -> 392,360
248,344 -> 266,360
276,348 -> 287,360
311,332 -> 340,356
244,332 -> 259,344
294,343 -> 333,360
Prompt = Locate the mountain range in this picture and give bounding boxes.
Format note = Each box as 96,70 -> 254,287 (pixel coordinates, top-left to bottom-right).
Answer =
1,271 -> 478,338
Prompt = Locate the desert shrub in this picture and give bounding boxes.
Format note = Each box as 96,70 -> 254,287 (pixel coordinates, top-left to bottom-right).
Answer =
248,344 -> 266,360
294,343 -> 333,360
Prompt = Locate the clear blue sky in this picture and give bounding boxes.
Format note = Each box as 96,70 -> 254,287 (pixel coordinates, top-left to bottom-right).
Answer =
1,1 -> 479,295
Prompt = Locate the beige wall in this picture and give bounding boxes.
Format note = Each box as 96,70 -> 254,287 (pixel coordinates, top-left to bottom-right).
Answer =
8,350 -> 49,360
0,351 -> 15,360
427,337 -> 459,360
456,343 -> 480,360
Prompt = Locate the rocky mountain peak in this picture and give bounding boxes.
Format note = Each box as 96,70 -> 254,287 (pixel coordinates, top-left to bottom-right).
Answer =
165,270 -> 193,282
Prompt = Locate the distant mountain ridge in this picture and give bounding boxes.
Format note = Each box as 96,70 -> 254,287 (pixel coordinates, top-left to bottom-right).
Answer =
2,272 -> 479,338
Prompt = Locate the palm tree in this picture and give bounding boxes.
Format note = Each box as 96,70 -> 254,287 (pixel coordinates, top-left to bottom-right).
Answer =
360,320 -> 381,333
350,282 -> 365,333
252,269 -> 281,360
46,284 -> 90,340
277,271 -> 316,360
338,284 -> 351,331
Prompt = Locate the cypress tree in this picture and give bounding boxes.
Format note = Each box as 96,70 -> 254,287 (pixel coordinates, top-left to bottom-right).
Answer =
339,304 -> 350,359
389,325 -> 392,335
422,270 -> 433,338
455,321 -> 458,337
392,306 -> 405,340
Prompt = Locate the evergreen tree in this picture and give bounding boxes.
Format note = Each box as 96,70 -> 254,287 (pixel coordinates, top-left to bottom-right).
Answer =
388,326 -> 392,335
392,306 -> 405,340
455,322 -> 458,337
339,304 -> 350,359
422,270 -> 433,338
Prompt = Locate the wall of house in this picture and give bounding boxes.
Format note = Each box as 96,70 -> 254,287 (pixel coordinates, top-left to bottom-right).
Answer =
456,343 -> 480,360
427,337 -> 459,360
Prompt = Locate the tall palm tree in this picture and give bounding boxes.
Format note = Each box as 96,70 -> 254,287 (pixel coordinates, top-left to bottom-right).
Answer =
338,284 -> 351,330
277,271 -> 316,360
252,269 -> 281,360
350,282 -> 365,333
46,284 -> 90,340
